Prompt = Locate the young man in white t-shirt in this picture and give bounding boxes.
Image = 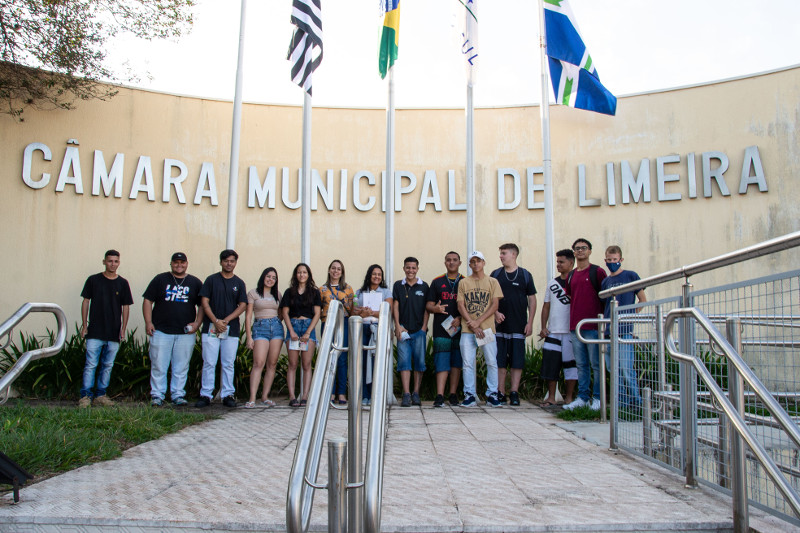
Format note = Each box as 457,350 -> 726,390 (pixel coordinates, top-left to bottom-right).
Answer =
539,249 -> 578,406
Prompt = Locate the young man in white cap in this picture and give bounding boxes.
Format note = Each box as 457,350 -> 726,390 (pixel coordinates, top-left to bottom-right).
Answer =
457,251 -> 504,407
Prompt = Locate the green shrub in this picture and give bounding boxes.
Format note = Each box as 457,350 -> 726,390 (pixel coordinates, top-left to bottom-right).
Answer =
3,327 -> 553,402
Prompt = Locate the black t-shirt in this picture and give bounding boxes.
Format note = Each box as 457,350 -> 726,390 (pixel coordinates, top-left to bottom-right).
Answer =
81,273 -> 134,342
279,287 -> 322,318
199,273 -> 247,336
142,272 -> 203,335
427,273 -> 463,338
491,267 -> 537,334
392,279 -> 430,333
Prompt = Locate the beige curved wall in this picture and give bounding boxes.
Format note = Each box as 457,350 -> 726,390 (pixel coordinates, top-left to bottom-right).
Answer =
2,67 -> 799,333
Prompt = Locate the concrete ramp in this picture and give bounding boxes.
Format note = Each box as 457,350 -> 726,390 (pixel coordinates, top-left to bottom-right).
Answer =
0,403 -> 791,532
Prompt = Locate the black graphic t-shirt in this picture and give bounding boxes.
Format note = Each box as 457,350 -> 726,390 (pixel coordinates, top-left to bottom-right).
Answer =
142,272 -> 203,335
427,273 -> 463,338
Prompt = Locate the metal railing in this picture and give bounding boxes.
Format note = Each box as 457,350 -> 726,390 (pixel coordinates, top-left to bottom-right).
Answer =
664,307 -> 800,529
590,231 -> 800,528
364,301 -> 393,533
286,300 -> 346,533
286,300 -> 394,533
0,302 -> 68,404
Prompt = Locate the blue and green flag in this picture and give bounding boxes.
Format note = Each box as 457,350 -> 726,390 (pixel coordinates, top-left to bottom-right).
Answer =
544,0 -> 616,115
379,0 -> 400,79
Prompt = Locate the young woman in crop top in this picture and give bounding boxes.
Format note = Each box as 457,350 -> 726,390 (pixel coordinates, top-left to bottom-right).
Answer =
280,263 -> 321,407
244,267 -> 283,408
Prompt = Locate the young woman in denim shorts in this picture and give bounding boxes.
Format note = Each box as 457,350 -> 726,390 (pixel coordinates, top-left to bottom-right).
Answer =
280,263 -> 322,407
244,267 -> 284,408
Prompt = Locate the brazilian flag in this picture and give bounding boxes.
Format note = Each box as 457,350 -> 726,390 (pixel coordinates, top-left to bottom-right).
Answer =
379,0 -> 400,79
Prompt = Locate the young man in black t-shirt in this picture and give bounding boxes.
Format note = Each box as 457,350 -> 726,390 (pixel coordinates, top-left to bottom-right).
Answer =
392,257 -> 430,407
426,251 -> 464,407
195,249 -> 247,408
78,249 -> 134,408
142,252 -> 204,407
490,243 -> 537,406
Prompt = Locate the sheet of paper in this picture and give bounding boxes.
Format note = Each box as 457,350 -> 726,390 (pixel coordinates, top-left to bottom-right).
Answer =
209,325 -> 230,339
362,291 -> 382,312
476,328 -> 495,347
288,339 -> 309,351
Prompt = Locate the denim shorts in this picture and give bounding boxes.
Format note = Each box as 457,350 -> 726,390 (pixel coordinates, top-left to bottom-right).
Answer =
252,317 -> 284,341
396,329 -> 426,372
432,335 -> 462,373
285,318 -> 318,344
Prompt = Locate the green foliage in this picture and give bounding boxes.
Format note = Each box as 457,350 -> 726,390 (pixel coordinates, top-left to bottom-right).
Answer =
0,1 -> 196,119
556,404 -> 603,421
0,401 -> 213,481
2,327 -> 555,402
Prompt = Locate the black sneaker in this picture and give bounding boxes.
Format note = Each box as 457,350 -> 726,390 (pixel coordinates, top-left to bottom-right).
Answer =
194,396 -> 211,408
401,392 -> 411,407
448,393 -> 459,406
222,395 -> 237,408
486,392 -> 502,408
411,392 -> 421,406
433,394 -> 445,407
509,391 -> 521,406
497,392 -> 508,405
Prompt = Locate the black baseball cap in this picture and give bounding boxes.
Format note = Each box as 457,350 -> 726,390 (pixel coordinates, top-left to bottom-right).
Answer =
171,252 -> 188,262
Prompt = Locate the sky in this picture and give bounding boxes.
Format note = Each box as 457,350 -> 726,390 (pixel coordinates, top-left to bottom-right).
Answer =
106,0 -> 800,108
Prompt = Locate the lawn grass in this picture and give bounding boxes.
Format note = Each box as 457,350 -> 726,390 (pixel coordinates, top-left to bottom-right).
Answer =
555,404 -> 605,421
0,401 -> 217,485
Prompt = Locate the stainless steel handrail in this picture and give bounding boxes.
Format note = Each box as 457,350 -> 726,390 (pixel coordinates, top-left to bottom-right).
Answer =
599,230 -> 800,299
286,301 -> 345,533
364,301 -> 393,533
0,303 -> 68,404
664,306 -> 800,520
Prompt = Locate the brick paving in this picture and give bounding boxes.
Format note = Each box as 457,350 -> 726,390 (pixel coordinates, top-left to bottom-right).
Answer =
0,401 -> 792,532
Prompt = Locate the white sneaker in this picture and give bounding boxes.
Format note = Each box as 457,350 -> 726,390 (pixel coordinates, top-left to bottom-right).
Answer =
589,398 -> 601,410
563,398 -> 587,411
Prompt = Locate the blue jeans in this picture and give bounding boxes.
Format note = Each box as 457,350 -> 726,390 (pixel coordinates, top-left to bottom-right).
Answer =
200,333 -> 239,399
362,326 -> 375,400
396,329 -> 426,372
459,333 -> 498,397
571,329 -> 600,402
149,330 -> 196,401
605,334 -> 641,409
81,338 -> 120,398
322,319 -> 349,396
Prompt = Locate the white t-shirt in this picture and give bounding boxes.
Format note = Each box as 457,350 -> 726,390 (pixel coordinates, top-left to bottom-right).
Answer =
543,276 -> 571,334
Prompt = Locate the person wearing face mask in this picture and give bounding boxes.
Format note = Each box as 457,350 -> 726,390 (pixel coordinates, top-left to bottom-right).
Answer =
601,245 -> 647,412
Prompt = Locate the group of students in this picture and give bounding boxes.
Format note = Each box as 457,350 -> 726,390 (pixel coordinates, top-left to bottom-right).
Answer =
76,239 -> 645,411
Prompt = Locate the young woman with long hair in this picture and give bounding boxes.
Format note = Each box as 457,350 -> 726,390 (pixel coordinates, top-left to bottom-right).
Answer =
319,259 -> 355,404
353,264 -> 393,405
244,267 -> 283,408
280,263 -> 321,407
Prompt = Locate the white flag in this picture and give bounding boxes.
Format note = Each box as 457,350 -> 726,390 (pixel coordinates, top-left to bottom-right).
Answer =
455,0 -> 478,85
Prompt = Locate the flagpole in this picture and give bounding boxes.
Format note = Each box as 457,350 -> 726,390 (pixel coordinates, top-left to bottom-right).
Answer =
539,0 -> 555,283
301,91 -> 312,264
385,67 -> 395,283
466,81 -> 475,265
225,0 -> 247,249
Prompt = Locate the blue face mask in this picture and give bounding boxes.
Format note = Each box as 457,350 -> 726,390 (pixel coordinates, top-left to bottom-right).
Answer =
607,262 -> 621,273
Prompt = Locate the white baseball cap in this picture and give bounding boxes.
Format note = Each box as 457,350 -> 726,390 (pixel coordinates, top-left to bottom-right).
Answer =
468,251 -> 485,261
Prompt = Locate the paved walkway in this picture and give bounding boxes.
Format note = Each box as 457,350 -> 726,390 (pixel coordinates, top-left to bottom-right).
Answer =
0,402 -> 791,532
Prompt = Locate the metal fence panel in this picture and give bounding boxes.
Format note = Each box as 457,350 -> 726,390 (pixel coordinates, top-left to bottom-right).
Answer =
611,270 -> 800,525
